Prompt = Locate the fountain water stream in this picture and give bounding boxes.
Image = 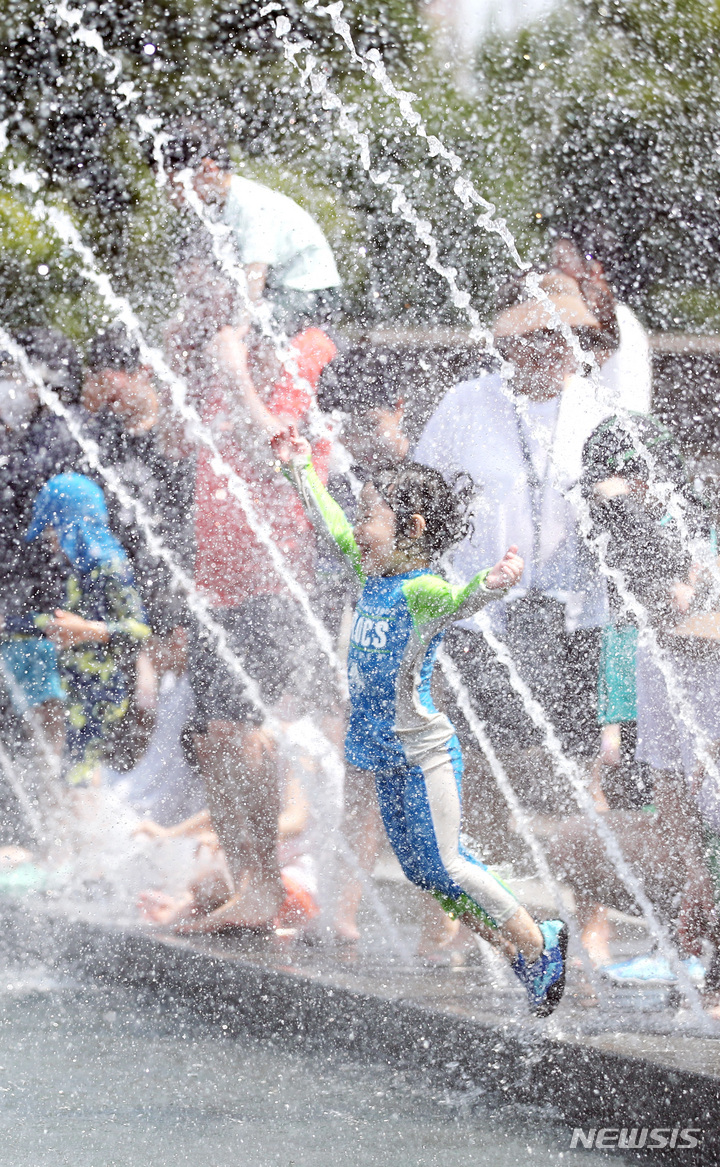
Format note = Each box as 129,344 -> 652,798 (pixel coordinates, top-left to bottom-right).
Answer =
309,0 -> 720,600
42,4 -> 720,1014
0,325 -> 413,956
12,15 -> 419,953
30,197 -> 347,693
311,1 -> 525,265
270,19 -> 720,1019
10,4 -> 719,1018
168,143 -> 603,979
436,646 -> 606,1000
0,739 -> 43,844
0,654 -> 68,851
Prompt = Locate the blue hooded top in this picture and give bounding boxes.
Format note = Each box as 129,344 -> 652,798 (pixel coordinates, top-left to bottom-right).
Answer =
26,473 -> 128,574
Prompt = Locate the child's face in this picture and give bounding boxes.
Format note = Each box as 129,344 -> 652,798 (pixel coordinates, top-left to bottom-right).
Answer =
42,526 -> 61,556
497,331 -> 578,399
353,483 -> 401,575
593,475 -> 648,501
353,483 -> 428,575
82,367 -> 159,436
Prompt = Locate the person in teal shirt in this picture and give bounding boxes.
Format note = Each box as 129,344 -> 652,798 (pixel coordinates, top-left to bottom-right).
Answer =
18,473 -> 151,787
273,425 -> 568,1017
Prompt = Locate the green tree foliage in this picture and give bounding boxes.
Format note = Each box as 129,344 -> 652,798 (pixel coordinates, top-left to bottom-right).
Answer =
0,0 -> 719,339
0,0 -> 448,337
474,0 -> 720,328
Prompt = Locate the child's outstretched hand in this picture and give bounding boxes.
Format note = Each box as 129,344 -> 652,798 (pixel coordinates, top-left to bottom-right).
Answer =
271,423 -> 311,465
486,545 -> 524,591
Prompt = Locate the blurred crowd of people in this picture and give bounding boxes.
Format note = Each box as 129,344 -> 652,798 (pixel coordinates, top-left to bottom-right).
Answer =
2,119 -> 720,1015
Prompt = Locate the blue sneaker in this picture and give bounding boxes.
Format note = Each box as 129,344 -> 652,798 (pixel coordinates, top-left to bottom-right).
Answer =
600,953 -> 705,986
513,919 -> 569,1017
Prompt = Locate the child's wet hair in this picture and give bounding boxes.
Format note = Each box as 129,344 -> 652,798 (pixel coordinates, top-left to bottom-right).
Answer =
371,461 -> 475,557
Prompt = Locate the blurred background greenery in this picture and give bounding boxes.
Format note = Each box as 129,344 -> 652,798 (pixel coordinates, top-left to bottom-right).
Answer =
0,0 -> 719,342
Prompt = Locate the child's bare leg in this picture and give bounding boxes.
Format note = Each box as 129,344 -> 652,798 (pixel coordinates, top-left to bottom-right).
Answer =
139,858 -> 232,927
190,719 -> 283,930
278,771 -> 310,838
579,903 -> 612,966
588,755 -> 611,813
418,897 -> 460,957
138,889 -> 195,925
334,801 -> 382,942
334,765 -> 382,942
459,904 -> 543,964
35,699 -> 65,759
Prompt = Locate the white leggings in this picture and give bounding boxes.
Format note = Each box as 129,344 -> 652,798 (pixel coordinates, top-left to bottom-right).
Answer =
373,736 -> 519,928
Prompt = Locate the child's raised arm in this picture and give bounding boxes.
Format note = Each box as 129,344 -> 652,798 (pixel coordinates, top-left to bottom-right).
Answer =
270,423 -> 312,466
402,545 -> 524,638
272,425 -> 364,584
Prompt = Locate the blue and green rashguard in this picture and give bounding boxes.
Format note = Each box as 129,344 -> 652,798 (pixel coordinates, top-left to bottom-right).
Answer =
288,456 -> 519,930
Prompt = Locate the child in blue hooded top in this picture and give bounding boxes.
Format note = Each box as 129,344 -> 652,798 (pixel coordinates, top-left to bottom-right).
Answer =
17,473 -> 151,786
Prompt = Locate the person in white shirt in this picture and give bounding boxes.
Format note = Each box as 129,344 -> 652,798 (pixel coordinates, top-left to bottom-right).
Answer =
222,174 -> 341,300
414,267 -> 620,815
597,301 -> 652,414
551,236 -> 652,416
157,119 -> 342,331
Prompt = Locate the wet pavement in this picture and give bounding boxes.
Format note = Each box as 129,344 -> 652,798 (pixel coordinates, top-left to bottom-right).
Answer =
0,970 -> 640,1167
2,871 -> 719,1161
157,879 -> 720,1081
8,863 -> 720,1070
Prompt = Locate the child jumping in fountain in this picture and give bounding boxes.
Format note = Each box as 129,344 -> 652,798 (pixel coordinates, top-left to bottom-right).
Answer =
272,426 -> 568,1017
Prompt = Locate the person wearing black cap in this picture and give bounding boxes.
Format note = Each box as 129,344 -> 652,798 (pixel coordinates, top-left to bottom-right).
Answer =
537,413 -> 720,989
580,416 -> 696,821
